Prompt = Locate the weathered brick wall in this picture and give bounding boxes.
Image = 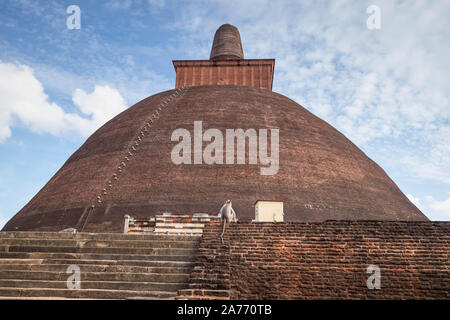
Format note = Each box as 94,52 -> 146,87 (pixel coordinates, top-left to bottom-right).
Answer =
179,221 -> 450,299
178,221 -> 232,300
173,60 -> 275,90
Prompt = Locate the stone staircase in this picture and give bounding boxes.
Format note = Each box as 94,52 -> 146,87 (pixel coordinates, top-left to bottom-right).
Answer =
0,231 -> 200,299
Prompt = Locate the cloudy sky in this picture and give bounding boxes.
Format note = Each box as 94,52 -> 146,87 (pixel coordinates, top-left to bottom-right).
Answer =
0,0 -> 449,228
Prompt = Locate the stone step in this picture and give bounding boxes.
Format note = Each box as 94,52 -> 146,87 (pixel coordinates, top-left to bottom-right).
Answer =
0,287 -> 177,299
155,213 -> 220,221
127,228 -> 154,233
0,270 -> 190,282
0,231 -> 199,241
1,245 -> 197,256
38,258 -> 194,267
0,279 -> 187,292
0,230 -> 198,299
0,238 -> 199,249
155,222 -> 205,228
0,252 -> 195,262
0,258 -> 44,265
154,228 -> 203,234
0,263 -> 192,274
42,258 -> 193,267
0,297 -> 98,300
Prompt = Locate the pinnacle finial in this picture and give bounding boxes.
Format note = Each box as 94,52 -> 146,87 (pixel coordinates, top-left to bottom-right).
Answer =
210,24 -> 244,61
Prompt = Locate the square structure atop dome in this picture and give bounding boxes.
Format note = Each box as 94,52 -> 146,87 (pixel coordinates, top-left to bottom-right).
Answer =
173,59 -> 275,90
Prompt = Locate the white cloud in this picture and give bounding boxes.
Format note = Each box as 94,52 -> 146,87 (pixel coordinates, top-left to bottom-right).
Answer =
148,0 -> 165,9
0,61 -> 126,142
72,85 -> 127,136
427,197 -> 450,219
0,199 -> 9,230
400,154 -> 450,185
403,194 -> 450,221
105,0 -> 133,10
0,216 -> 6,230
105,0 -> 165,11
406,194 -> 420,208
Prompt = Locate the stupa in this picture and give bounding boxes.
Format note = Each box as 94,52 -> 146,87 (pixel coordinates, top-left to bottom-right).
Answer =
2,24 -> 427,233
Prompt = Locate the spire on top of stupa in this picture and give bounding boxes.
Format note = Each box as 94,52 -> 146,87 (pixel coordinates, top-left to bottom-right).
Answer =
209,24 -> 244,60
173,23 -> 274,90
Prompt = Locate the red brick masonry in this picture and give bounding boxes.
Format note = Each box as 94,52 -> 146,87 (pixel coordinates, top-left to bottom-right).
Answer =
4,86 -> 427,233
173,60 -> 275,90
178,220 -> 449,299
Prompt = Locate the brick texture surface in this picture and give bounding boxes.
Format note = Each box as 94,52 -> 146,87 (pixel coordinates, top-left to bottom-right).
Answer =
179,221 -> 450,299
173,60 -> 275,90
3,86 -> 427,233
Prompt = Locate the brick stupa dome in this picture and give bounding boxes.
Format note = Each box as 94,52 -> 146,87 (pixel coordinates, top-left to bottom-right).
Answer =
3,24 -> 427,233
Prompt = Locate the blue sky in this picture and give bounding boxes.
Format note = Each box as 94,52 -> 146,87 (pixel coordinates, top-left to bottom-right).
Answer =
1,0 -> 449,228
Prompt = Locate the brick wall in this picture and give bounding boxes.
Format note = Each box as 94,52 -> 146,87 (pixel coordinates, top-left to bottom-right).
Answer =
179,221 -> 450,299
173,60 -> 275,90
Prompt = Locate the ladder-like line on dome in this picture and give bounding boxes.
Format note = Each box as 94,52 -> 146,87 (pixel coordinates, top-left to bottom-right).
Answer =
79,86 -> 189,232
